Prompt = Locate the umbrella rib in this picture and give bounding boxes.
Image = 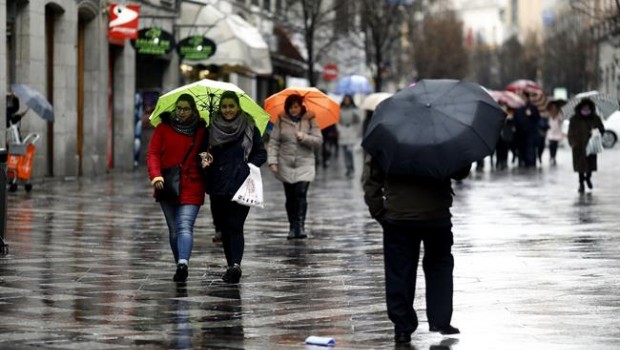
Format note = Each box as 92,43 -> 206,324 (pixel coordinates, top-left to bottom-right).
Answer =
431,106 -> 496,154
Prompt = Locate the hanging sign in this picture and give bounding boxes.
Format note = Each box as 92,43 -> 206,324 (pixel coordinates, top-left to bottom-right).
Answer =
130,27 -> 175,56
177,36 -> 217,61
108,3 -> 140,41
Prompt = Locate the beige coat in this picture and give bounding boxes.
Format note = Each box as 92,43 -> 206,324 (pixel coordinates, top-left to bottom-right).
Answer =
268,112 -> 323,183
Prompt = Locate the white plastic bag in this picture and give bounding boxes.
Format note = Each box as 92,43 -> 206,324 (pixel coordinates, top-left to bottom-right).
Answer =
232,164 -> 264,208
586,129 -> 604,156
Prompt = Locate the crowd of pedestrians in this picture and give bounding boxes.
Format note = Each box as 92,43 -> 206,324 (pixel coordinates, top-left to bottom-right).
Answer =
143,84 -> 607,347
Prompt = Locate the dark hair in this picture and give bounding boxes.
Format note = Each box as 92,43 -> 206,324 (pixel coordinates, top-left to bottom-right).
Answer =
341,94 -> 356,107
575,98 -> 596,115
219,90 -> 240,110
176,93 -> 199,117
284,94 -> 307,116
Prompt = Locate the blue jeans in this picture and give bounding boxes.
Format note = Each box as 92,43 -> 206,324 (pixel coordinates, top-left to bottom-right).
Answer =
160,202 -> 201,264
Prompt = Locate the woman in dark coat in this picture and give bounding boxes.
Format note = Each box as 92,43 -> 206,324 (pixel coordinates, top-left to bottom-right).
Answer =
567,98 -> 605,194
147,94 -> 206,283
199,91 -> 266,284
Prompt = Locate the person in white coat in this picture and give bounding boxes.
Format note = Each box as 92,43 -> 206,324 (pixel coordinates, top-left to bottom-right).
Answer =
268,94 -> 323,239
338,94 -> 362,177
545,100 -> 565,166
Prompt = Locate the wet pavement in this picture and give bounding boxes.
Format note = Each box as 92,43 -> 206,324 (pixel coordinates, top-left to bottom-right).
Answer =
1,146 -> 619,350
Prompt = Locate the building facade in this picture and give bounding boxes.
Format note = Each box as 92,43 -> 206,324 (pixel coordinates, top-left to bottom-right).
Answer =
2,0 -> 277,179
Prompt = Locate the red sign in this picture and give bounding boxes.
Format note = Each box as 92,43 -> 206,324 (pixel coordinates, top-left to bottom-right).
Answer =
323,63 -> 338,81
108,3 -> 140,41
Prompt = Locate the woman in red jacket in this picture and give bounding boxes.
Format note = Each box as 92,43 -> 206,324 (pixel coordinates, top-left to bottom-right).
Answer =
147,93 -> 206,283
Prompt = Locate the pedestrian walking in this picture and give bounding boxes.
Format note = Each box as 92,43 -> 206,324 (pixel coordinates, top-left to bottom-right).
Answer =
513,92 -> 541,168
362,156 -> 469,344
320,124 -> 338,168
199,91 -> 266,284
5,91 -> 29,144
268,94 -> 323,239
146,93 -> 207,283
567,98 -> 605,194
338,94 -> 362,177
536,114 -> 550,165
546,100 -> 565,165
495,104 -> 515,170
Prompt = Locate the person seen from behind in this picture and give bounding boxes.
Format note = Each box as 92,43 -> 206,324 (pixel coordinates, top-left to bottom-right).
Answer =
147,93 -> 206,283
513,91 -> 541,168
362,156 -> 470,344
268,94 -> 323,239
198,91 -> 266,284
567,98 -> 604,194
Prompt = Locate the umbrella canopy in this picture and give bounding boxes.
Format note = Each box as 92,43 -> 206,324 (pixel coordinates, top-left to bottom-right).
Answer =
335,75 -> 374,95
149,79 -> 270,134
10,84 -> 54,122
487,90 -> 526,109
264,87 -> 340,129
561,91 -> 619,120
505,79 -> 541,93
504,81 -> 548,116
360,92 -> 393,111
362,79 -> 506,179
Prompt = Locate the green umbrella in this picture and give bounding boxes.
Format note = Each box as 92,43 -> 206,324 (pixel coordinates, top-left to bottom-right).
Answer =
149,79 -> 270,134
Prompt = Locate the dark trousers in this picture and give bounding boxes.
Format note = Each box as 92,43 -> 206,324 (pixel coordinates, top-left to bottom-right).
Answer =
495,139 -> 509,169
578,171 -> 592,189
283,182 -> 310,232
342,145 -> 354,174
382,218 -> 454,334
210,195 -> 250,266
548,140 -> 559,161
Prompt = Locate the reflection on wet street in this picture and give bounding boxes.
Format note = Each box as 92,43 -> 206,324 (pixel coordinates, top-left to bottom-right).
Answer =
1,147 -> 619,349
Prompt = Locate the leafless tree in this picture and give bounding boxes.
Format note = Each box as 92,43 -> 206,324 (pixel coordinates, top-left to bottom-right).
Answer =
498,33 -> 540,87
569,0 -> 620,19
412,9 -> 469,79
469,46 -> 501,89
541,17 -> 596,95
277,0 -> 351,86
358,0 -> 413,91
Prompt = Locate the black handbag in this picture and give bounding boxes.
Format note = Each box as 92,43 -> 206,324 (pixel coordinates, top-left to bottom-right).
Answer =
161,165 -> 182,198
159,133 -> 197,199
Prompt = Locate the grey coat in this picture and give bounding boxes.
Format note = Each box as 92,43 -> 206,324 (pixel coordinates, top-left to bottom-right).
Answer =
338,106 -> 361,146
268,112 -> 323,183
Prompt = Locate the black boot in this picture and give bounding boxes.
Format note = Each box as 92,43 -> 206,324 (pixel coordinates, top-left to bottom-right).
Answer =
285,197 -> 297,239
296,190 -> 308,239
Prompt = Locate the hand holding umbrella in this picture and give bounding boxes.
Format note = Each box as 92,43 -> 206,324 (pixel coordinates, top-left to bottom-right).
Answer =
10,84 -> 54,123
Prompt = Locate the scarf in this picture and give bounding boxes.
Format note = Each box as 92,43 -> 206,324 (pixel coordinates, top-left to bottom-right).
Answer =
209,112 -> 254,161
169,114 -> 200,136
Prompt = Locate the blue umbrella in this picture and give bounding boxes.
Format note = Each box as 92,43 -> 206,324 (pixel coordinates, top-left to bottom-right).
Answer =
335,75 -> 373,95
362,79 -> 506,179
10,84 -> 54,122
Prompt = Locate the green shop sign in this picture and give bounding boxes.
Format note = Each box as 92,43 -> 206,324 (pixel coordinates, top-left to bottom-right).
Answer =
177,36 -> 217,61
131,28 -> 175,56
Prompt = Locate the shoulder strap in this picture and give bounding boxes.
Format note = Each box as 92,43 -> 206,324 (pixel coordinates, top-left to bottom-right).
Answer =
181,131 -> 199,165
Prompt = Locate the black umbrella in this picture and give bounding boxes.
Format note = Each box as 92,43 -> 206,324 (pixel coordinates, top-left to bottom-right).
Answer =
362,79 -> 506,179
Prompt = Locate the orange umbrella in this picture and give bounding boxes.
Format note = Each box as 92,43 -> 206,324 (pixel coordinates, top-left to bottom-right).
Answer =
264,87 -> 340,129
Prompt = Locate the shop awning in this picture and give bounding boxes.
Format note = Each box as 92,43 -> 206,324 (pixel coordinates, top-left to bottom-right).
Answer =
177,2 -> 272,75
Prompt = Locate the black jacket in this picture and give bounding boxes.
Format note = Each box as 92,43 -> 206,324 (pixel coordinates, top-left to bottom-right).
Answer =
362,155 -> 470,221
199,126 -> 267,196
